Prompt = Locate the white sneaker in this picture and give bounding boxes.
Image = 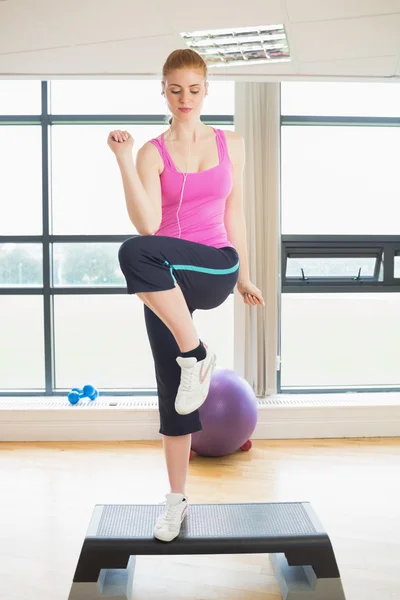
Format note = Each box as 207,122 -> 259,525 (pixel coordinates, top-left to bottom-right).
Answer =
175,345 -> 216,415
153,493 -> 188,542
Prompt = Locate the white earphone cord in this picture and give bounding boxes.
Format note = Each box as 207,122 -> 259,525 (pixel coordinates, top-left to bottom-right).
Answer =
175,137 -> 191,239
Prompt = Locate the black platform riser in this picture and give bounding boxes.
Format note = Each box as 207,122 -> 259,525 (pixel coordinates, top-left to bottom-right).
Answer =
68,502 -> 346,599
83,534 -> 329,552
73,541 -> 340,583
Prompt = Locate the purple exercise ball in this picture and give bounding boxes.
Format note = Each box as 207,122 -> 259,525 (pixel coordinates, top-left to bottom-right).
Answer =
191,368 -> 258,457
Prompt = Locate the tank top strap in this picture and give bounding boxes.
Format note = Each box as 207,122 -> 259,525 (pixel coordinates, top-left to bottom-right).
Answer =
148,136 -> 170,167
160,132 -> 175,169
212,127 -> 227,163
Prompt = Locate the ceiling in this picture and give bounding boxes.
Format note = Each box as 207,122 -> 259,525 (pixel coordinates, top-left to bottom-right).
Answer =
0,0 -> 400,81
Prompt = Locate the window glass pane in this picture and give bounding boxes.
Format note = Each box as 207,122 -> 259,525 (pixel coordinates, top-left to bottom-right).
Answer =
54,295 -> 156,389
50,80 -> 234,115
51,124 -> 144,235
0,126 -> 42,235
0,81 -> 41,115
0,244 -> 42,287
395,254 -> 400,278
53,243 -> 124,287
281,126 -> 400,235
53,293 -> 234,390
0,296 -> 45,390
281,293 -> 400,389
281,82 -> 400,117
286,257 -> 377,279
51,124 -> 234,235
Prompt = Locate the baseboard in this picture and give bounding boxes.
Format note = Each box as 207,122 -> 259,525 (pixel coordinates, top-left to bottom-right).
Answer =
1,395 -> 400,441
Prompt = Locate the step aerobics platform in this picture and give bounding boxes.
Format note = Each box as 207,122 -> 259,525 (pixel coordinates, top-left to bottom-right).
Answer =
68,501 -> 346,600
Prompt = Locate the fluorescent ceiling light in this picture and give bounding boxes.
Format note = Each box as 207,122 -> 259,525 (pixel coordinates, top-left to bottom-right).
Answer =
181,25 -> 290,67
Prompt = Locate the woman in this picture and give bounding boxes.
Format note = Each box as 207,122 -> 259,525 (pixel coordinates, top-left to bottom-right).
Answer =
108,48 -> 264,542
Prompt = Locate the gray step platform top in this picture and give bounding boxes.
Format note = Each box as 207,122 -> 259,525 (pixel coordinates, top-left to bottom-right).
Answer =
83,502 -> 329,555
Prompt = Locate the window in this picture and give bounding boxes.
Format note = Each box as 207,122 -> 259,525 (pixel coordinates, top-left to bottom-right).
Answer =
0,81 -> 41,115
0,296 -> 45,390
1,244 -> 43,287
0,80 -> 235,395
281,126 -> 400,235
0,127 -> 43,235
50,124 -> 143,236
280,81 -> 400,392
280,292 -> 400,390
281,81 -> 400,117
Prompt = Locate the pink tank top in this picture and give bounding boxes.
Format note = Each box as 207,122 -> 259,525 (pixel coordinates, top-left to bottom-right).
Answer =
148,127 -> 234,249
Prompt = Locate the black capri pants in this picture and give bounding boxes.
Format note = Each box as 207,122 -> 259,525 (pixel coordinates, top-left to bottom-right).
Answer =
118,235 -> 239,437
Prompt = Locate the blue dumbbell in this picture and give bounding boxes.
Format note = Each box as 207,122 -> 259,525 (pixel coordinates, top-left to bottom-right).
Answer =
83,384 -> 99,401
67,384 -> 99,405
68,387 -> 85,405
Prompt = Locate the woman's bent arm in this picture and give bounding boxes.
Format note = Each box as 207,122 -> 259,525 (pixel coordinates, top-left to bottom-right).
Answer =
116,143 -> 162,235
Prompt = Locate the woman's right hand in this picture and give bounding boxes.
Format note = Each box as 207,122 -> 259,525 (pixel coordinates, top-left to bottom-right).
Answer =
107,130 -> 134,157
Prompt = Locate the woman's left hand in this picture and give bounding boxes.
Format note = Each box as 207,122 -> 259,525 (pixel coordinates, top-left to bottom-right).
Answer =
237,280 -> 265,306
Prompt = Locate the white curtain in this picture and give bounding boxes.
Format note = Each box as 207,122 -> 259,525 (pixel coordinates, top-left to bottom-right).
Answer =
234,82 -> 281,396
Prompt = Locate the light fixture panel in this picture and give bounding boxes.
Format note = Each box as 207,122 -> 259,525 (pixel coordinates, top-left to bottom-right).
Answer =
181,25 -> 290,67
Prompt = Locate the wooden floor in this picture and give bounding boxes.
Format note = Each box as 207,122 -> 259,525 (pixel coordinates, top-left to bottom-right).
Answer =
1,438 -> 399,600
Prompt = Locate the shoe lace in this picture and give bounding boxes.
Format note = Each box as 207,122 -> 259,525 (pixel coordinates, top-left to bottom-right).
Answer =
179,365 -> 196,392
160,501 -> 181,523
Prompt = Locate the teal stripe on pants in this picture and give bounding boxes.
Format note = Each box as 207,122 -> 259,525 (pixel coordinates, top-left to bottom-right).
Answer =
164,260 -> 239,284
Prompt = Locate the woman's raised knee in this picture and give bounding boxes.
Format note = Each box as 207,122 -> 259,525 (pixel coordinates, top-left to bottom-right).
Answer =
118,234 -> 152,267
